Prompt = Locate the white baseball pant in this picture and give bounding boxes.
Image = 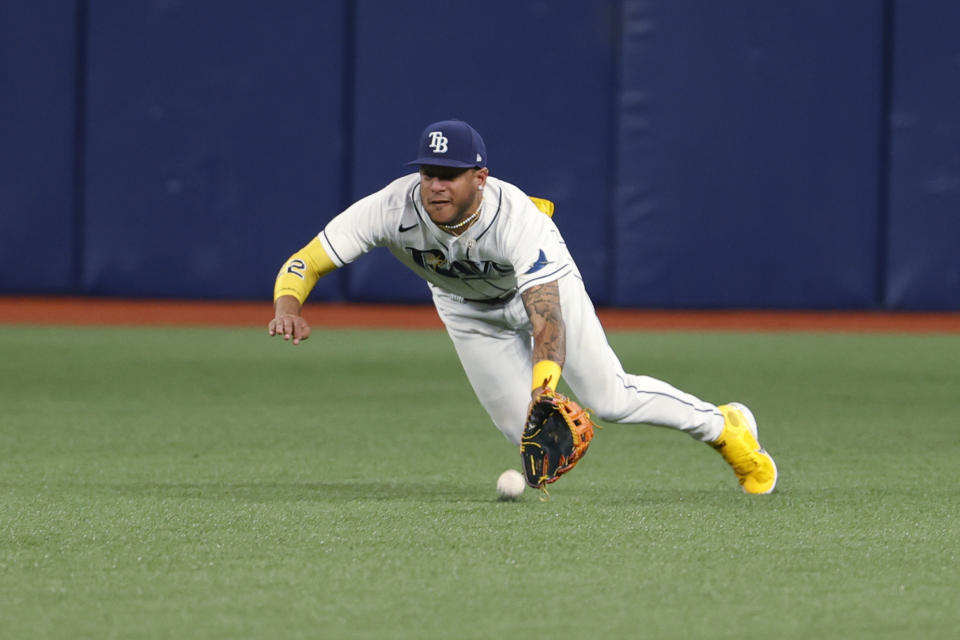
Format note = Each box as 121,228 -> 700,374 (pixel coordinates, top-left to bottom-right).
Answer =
432,274 -> 725,445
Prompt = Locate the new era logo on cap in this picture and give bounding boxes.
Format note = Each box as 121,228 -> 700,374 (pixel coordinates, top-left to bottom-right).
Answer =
406,120 -> 487,169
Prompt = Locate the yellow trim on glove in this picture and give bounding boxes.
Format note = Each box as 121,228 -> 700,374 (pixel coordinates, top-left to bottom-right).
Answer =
273,237 -> 338,304
532,360 -> 562,391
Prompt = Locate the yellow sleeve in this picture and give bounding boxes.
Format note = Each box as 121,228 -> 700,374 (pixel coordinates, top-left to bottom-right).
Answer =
273,237 -> 338,304
529,197 -> 555,217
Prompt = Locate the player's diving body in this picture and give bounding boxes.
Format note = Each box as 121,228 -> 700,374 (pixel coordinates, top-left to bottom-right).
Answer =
269,120 -> 777,494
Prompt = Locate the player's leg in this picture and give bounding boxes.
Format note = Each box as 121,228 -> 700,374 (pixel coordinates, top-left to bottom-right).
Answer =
433,294 -> 533,445
557,275 -> 725,442
557,275 -> 777,493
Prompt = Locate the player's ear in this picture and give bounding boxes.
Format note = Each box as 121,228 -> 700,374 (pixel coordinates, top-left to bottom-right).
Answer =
475,167 -> 489,190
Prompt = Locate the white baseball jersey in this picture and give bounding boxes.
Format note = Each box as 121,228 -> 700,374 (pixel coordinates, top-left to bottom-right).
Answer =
315,173 -> 724,445
318,173 -> 577,302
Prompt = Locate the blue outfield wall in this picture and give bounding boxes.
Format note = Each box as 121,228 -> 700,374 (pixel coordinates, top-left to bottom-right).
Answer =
0,1 -> 79,293
81,1 -> 348,300
885,0 -> 960,309
1,0 -> 958,309
613,0 -> 885,309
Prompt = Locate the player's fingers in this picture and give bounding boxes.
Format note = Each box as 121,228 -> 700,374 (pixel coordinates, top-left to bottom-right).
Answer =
291,321 -> 311,345
269,314 -> 309,345
271,316 -> 293,340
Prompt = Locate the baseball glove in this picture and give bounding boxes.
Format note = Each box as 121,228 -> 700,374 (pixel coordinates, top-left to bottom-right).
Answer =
520,387 -> 596,489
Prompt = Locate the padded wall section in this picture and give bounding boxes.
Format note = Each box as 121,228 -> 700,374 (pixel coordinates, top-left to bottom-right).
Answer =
613,1 -> 885,308
83,1 -> 347,300
885,1 -> 960,310
346,0 -> 619,303
0,2 -> 78,292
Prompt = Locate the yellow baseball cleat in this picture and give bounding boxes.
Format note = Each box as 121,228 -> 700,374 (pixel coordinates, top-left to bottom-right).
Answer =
710,403 -> 778,494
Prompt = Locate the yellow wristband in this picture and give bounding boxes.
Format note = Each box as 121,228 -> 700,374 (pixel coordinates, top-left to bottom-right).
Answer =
532,360 -> 562,391
273,237 -> 338,304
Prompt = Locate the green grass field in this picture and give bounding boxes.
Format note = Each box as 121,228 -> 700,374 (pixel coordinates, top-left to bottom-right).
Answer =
1,324 -> 958,639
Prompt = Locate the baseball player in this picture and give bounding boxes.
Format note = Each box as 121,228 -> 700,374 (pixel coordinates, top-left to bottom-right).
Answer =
269,119 -> 777,494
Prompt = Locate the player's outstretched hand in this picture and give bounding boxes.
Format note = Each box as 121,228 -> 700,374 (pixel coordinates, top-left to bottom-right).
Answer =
268,313 -> 311,345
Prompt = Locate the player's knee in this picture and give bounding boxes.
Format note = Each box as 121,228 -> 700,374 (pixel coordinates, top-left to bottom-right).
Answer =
501,427 -> 522,447
488,405 -> 525,445
568,398 -> 613,423
591,405 -> 630,423
573,387 -> 634,423
491,417 -> 522,445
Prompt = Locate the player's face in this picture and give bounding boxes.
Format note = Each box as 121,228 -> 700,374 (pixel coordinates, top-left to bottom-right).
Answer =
419,166 -> 488,226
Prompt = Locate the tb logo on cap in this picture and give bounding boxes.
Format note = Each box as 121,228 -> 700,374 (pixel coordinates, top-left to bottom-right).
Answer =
427,131 -> 448,154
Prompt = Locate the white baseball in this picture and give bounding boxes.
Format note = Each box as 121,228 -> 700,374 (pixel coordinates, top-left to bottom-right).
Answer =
496,469 -> 525,500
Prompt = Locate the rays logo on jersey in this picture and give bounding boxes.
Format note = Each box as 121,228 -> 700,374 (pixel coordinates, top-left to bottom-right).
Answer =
524,249 -> 550,274
408,247 -> 513,280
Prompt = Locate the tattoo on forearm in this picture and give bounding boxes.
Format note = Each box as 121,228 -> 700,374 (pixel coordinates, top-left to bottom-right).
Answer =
522,281 -> 566,366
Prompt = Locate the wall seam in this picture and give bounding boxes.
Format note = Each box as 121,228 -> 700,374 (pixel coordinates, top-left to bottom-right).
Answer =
605,0 -> 625,307
337,0 -> 357,303
876,0 -> 897,309
71,0 -> 89,295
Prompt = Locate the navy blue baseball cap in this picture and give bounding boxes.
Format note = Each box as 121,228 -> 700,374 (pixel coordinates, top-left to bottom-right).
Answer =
405,120 -> 487,168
